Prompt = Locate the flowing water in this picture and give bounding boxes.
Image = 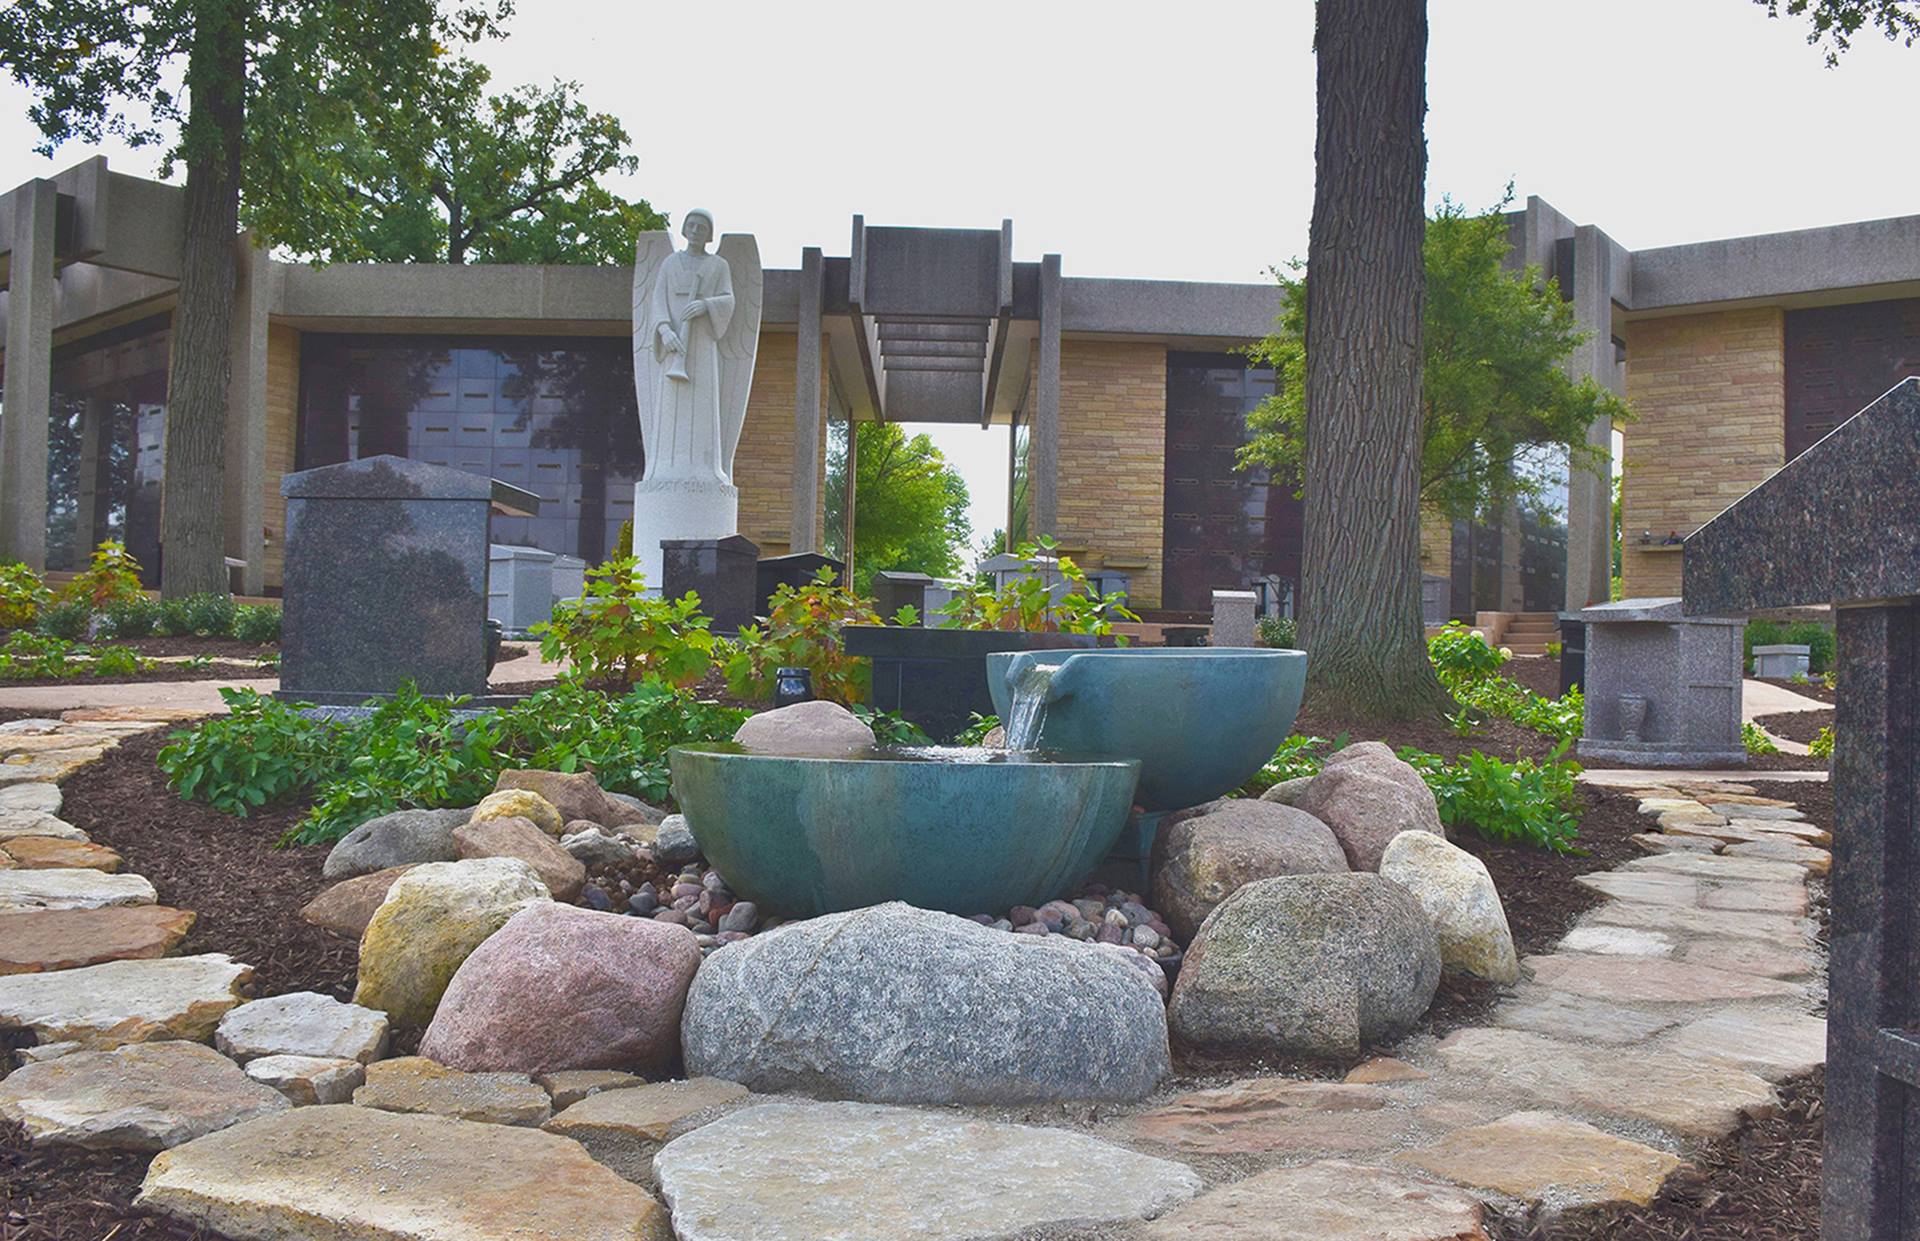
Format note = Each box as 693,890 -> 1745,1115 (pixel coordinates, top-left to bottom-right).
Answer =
1003,662 -> 1056,751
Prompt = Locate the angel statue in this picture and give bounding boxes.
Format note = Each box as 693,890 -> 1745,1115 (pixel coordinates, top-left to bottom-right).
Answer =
631,209 -> 763,487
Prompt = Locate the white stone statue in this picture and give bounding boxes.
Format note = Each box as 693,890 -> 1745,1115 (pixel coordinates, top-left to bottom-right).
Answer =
630,210 -> 762,588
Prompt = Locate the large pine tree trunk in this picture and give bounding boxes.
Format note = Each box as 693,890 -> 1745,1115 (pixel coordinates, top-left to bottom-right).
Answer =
1298,0 -> 1449,720
160,0 -> 247,598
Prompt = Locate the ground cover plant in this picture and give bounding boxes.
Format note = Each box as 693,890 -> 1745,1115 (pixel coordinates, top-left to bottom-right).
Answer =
1429,620 -> 1583,746
0,631 -> 155,680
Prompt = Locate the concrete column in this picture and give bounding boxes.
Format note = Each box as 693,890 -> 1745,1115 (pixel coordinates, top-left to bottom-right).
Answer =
224,236 -> 270,594
1031,254 -> 1062,538
0,179 -> 57,569
791,247 -> 824,554
1566,224 -> 1621,611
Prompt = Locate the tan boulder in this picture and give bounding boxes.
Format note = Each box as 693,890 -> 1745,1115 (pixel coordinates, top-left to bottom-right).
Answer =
298,865 -> 416,938
469,789 -> 564,836
454,815 -> 586,902
353,858 -> 549,1026
495,769 -> 618,828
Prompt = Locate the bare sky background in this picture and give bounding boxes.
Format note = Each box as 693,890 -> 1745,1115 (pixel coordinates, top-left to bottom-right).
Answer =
2,0 -> 1913,551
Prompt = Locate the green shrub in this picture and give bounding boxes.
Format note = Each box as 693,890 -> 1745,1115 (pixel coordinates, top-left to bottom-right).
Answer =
101,597 -> 161,639
59,541 -> 144,611
35,599 -> 94,641
955,712 -> 1001,746
1398,745 -> 1582,852
1809,726 -> 1834,759
0,561 -> 52,630
156,596 -> 193,637
722,568 -> 880,706
937,537 -> 1138,637
533,556 -> 714,690
851,706 -> 932,748
183,593 -> 238,637
1428,621 -> 1509,687
1743,721 -> 1780,755
1256,615 -> 1298,649
0,632 -> 155,681
231,604 -> 283,644
1744,618 -> 1836,675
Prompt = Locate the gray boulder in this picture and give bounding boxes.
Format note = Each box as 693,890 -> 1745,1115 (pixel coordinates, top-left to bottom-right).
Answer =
1259,776 -> 1314,807
654,815 -> 699,865
1169,874 -> 1441,1059
1293,741 -> 1443,871
1151,799 -> 1349,941
604,792 -> 667,827
732,700 -> 875,756
682,902 -> 1169,1104
322,808 -> 469,880
559,825 -> 639,869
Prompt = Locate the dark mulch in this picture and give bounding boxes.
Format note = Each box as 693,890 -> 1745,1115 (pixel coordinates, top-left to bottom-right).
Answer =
1756,708 -> 1834,747
1292,704 -> 1565,766
117,636 -> 275,660
0,663 -> 269,689
1757,675 -> 1836,705
0,1127 -> 210,1241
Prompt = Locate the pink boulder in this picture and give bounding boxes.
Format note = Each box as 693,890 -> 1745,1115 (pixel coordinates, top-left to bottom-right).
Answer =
418,903 -> 700,1076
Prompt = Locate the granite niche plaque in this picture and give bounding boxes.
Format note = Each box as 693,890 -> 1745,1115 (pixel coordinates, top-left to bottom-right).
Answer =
662,535 -> 760,634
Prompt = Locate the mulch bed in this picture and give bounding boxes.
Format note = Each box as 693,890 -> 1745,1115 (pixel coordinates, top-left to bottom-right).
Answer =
117,637 -> 275,660
0,662 -> 268,689
1755,708 -> 1834,747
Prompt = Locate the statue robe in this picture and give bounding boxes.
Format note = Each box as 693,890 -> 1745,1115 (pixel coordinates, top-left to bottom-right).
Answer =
640,248 -> 736,484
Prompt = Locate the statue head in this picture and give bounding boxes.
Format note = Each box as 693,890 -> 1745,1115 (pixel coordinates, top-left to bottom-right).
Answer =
682,208 -> 715,251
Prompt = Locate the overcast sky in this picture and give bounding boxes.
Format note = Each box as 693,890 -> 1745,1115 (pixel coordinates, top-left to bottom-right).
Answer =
2,0 -> 1913,547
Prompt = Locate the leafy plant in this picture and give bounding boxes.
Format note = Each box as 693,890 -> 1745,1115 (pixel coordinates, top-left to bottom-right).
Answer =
1429,620 -> 1582,746
851,706 -> 932,748
35,600 -> 94,642
1256,614 -> 1299,649
533,556 -> 715,690
157,689 -> 345,814
232,604 -> 283,644
1398,744 -> 1582,852
1544,640 -> 1563,659
1743,721 -> 1781,755
1243,733 -> 1344,792
0,632 -> 155,681
1428,621 -> 1509,687
59,541 -> 145,612
955,712 -> 1001,747
100,597 -> 162,639
937,537 -> 1138,637
722,568 -> 880,707
1447,707 -> 1478,737
0,562 -> 52,630
1809,726 -> 1835,759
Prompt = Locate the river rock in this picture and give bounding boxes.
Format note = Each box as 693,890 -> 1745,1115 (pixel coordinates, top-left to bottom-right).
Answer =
136,1104 -> 672,1240
1258,775 -> 1315,807
605,791 -> 668,827
0,906 -> 195,974
353,1056 -> 552,1126
1152,799 -> 1349,940
0,868 -> 155,910
469,789 -> 565,836
245,1054 -> 365,1105
1379,830 -> 1519,983
1294,741 -> 1444,871
561,824 -> 638,868
421,902 -> 700,1075
353,858 -> 549,1026
322,806 -> 467,879
653,1100 -> 1201,1240
0,1041 -> 288,1150
0,953 -> 254,1051
654,813 -> 699,864
545,1077 -> 752,1184
454,814 -> 586,902
732,700 -> 876,756
682,902 -> 1169,1103
298,865 -> 415,938
495,768 -> 618,828
1169,874 -> 1441,1058
214,991 -> 390,1064
1143,1158 -> 1486,1241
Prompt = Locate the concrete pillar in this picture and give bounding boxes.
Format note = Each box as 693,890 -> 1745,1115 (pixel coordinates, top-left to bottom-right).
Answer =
1566,224 -> 1621,611
791,247 -> 824,554
1031,254 -> 1062,538
0,179 -> 57,569
224,236 -> 270,594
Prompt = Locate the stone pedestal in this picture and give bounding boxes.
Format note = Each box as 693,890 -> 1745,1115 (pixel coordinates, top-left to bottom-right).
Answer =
550,554 -> 586,607
1211,590 -> 1257,649
487,544 -> 555,635
1752,643 -> 1811,678
1575,597 -> 1745,767
632,478 -> 737,596
662,535 -> 759,634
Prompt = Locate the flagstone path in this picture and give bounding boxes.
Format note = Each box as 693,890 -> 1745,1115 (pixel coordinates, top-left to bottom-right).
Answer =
0,714 -> 1831,1240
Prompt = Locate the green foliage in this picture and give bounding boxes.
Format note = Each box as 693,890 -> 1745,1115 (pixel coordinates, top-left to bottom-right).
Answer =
1256,615 -> 1299,649
1429,621 -> 1583,746
232,604 -> 283,644
1428,621 -> 1509,686
156,689 -> 343,814
1743,722 -> 1782,755
1398,745 -> 1583,852
824,422 -> 972,595
722,569 -> 880,707
533,557 -> 714,690
1752,0 -> 1920,64
59,541 -> 144,612
0,632 -> 156,681
937,538 -> 1139,637
100,597 -> 161,639
0,562 -> 53,630
34,600 -> 95,642
1544,640 -> 1563,659
1239,195 -> 1630,524
850,706 -> 933,749
955,713 -> 1001,747
156,593 -> 238,638
1809,726 -> 1835,759
1743,618 -> 1836,674
1245,733 -> 1341,791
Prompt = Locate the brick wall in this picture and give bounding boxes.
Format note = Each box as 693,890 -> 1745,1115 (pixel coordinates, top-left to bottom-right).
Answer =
732,332 -> 826,558
261,323 -> 299,588
1621,307 -> 1785,597
1056,340 -> 1167,609
1418,503 -> 1452,576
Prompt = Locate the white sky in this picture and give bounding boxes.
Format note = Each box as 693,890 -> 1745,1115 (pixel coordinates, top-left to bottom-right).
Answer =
2,0 -> 1914,548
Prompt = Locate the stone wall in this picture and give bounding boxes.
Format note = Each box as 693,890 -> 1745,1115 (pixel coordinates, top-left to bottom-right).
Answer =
262,323 -> 300,588
732,332 -> 827,559
1056,340 -> 1167,610
1621,307 -> 1785,597
1418,503 -> 1453,577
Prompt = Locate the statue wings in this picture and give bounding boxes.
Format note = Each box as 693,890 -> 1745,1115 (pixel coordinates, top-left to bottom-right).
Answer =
716,233 -> 763,475
631,230 -> 676,468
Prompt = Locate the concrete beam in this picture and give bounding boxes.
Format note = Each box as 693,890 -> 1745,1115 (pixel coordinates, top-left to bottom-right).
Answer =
792,247 -> 823,554
1031,254 -> 1062,538
1059,275 -> 1278,338
1630,213 -> 1920,312
0,180 -> 56,569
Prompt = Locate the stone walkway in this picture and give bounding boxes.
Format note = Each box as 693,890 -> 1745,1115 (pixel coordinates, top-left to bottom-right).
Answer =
0,720 -> 1830,1240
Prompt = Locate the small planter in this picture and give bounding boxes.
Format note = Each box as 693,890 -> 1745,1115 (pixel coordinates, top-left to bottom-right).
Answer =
843,626 -> 1107,742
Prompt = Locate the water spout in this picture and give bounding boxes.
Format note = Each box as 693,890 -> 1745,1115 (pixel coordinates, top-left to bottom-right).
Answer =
1004,662 -> 1055,751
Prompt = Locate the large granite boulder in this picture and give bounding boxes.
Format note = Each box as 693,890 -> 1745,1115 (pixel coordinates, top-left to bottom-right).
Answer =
1379,829 -> 1519,982
1151,799 -> 1349,941
494,769 -> 619,828
0,1041 -> 289,1150
454,815 -> 586,902
1169,874 -> 1441,1058
682,902 -> 1169,1103
298,866 -> 415,939
322,807 -> 467,880
732,700 -> 876,756
353,858 -> 549,1027
421,903 -> 701,1076
1293,741 -> 1444,871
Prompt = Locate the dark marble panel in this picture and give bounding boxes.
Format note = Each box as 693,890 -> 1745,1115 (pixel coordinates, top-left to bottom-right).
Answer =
756,553 -> 844,615
662,535 -> 759,635
1685,378 -> 1920,614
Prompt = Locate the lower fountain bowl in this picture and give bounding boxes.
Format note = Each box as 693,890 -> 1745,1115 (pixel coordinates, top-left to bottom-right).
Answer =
667,744 -> 1142,919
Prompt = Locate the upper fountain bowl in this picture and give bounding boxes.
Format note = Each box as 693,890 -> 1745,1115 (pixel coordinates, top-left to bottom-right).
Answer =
985,647 -> 1307,812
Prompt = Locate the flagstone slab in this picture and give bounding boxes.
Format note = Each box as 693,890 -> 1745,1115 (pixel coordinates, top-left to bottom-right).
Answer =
1706,794 -> 1799,808
1583,902 -> 1806,942
1659,1010 -> 1828,1079
1656,811 -> 1728,832
1624,854 -> 1809,884
137,1104 -> 672,1240
1434,1027 -> 1777,1138
1698,882 -> 1808,915
0,868 -> 154,910
215,991 -> 390,1064
244,1054 -> 366,1105
0,718 -> 64,735
1682,939 -> 1817,979
1636,798 -> 1707,814
1725,839 -> 1832,874
1490,992 -> 1679,1045
1657,820 -> 1781,846
545,1077 -> 753,1184
0,733 -> 117,757
1576,872 -> 1699,906
654,1100 -> 1202,1241
1142,1158 -> 1488,1241
0,953 -> 253,1050
0,836 -> 121,871
1114,1077 -> 1421,1157
0,906 -> 196,974
352,1055 -> 552,1126
0,1040 -> 288,1150
0,813 -> 86,842
0,753 -> 101,785
1344,1056 -> 1432,1084
62,705 -> 203,723
1398,1110 -> 1683,1209
1705,803 -> 1804,821
1558,926 -> 1675,957
536,1068 -> 644,1110
1631,832 -> 1720,855
1527,953 -> 1802,1003
1727,818 -> 1831,843
0,782 -> 61,814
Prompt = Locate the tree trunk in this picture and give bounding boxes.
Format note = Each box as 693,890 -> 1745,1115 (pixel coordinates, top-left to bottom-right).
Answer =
161,0 -> 247,598
1298,0 -> 1450,719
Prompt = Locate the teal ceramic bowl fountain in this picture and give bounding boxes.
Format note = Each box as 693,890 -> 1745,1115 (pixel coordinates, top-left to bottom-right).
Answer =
985,647 -> 1308,812
668,744 -> 1141,918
